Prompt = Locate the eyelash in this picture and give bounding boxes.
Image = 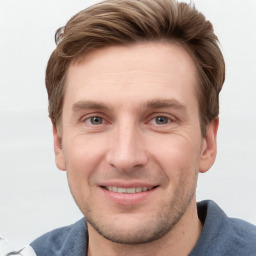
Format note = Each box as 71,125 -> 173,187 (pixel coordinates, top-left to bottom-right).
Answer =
82,115 -> 107,125
81,113 -> 174,127
149,115 -> 172,125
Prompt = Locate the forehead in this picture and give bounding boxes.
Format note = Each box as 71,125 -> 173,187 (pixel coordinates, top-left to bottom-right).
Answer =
64,42 -> 198,110
69,42 -> 197,78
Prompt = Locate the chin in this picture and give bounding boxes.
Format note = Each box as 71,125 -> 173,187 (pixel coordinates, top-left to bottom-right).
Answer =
85,205 -> 187,245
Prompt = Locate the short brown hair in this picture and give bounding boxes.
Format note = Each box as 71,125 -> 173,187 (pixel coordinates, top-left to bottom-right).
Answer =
46,0 -> 225,136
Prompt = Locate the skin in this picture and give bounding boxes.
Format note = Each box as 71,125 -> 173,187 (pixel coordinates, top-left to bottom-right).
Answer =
53,42 -> 218,256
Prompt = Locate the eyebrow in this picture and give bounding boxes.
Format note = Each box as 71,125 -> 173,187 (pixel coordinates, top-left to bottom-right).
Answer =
72,100 -> 111,112
72,99 -> 186,112
145,99 -> 187,111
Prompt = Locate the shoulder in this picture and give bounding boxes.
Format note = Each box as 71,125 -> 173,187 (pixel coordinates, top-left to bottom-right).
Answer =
223,215 -> 256,255
30,218 -> 88,256
201,200 -> 256,236
229,217 -> 256,245
191,200 -> 256,256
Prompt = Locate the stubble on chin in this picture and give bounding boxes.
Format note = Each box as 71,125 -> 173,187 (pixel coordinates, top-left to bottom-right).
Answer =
83,180 -> 197,245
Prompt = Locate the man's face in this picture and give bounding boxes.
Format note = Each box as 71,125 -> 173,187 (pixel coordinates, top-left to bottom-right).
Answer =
54,42 -> 217,244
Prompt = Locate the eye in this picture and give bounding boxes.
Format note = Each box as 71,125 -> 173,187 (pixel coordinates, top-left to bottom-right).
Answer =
85,116 -> 104,125
153,116 -> 170,125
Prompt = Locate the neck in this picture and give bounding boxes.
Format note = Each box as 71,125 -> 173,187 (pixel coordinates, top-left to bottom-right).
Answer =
87,198 -> 202,256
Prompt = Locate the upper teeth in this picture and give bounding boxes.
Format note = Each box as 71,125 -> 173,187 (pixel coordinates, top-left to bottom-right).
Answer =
105,186 -> 151,193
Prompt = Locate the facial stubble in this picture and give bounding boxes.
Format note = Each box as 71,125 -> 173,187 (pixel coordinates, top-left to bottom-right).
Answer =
78,173 -> 198,245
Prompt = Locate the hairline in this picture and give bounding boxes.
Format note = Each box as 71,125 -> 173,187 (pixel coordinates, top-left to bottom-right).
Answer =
55,39 -> 208,137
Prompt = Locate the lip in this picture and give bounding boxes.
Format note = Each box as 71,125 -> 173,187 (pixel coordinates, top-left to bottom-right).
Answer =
99,182 -> 159,205
99,181 -> 157,188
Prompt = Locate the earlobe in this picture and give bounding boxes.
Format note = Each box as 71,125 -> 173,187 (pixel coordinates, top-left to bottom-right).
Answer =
53,124 -> 66,171
199,118 -> 219,173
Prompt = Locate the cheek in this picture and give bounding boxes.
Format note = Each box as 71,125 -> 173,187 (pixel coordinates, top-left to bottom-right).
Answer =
63,135 -> 110,200
64,142 -> 97,211
64,134 -> 106,171
157,140 -> 199,200
150,134 -> 201,179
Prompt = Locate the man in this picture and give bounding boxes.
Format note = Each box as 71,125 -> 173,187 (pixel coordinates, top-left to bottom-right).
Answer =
29,0 -> 256,255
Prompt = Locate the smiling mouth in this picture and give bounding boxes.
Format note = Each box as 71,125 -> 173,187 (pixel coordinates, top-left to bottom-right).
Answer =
103,186 -> 157,194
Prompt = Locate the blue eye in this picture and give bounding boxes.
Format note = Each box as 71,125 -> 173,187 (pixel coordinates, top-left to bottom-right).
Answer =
87,116 -> 103,125
154,116 -> 170,125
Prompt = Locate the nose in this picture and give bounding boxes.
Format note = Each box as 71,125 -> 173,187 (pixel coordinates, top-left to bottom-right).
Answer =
106,122 -> 148,172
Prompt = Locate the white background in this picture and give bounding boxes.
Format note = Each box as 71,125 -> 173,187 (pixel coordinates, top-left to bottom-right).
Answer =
0,0 -> 255,250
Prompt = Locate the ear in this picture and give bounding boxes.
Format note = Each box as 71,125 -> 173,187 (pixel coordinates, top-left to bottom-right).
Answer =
53,124 -> 66,171
199,118 -> 219,173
